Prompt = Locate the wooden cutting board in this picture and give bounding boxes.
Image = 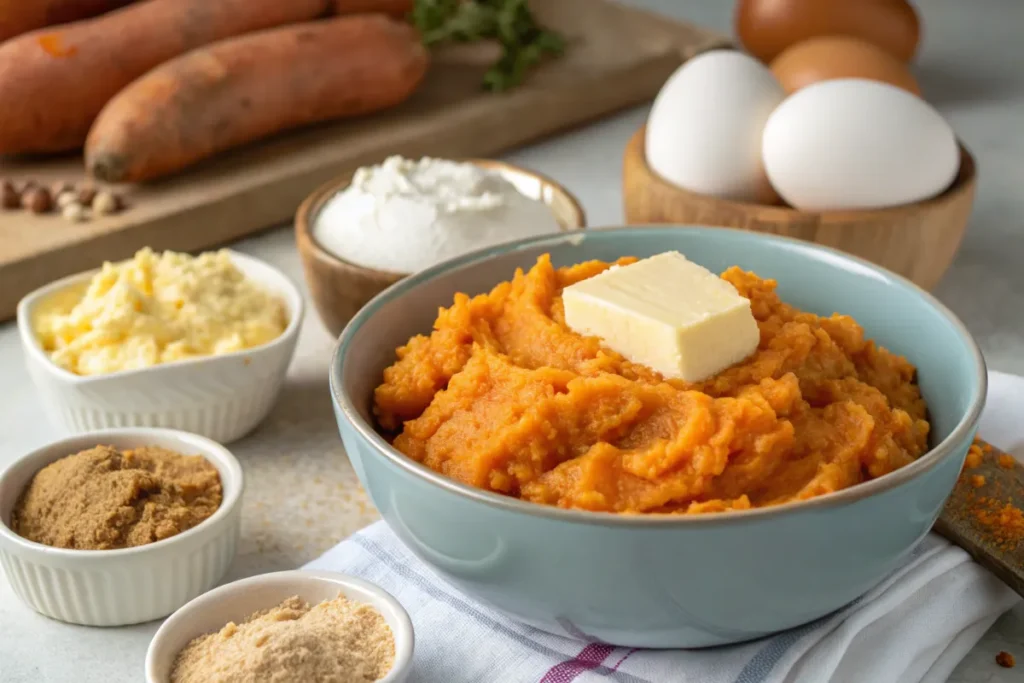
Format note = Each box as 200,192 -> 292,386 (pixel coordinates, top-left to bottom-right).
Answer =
935,439 -> 1024,598
0,0 -> 727,323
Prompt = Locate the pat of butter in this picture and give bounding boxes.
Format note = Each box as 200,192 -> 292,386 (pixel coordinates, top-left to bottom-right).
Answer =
562,251 -> 760,382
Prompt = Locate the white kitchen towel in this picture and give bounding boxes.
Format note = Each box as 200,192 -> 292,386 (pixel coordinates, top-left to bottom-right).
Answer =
306,371 -> 1024,683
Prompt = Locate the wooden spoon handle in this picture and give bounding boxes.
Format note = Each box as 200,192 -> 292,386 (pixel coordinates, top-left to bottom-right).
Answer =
934,439 -> 1024,597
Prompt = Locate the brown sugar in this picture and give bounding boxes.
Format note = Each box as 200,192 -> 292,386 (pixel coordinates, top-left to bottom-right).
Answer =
170,594 -> 395,683
996,651 -> 1016,668
10,445 -> 221,550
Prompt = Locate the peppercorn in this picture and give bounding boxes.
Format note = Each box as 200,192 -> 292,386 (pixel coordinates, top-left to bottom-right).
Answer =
1,180 -> 20,209
23,187 -> 53,214
77,185 -> 98,205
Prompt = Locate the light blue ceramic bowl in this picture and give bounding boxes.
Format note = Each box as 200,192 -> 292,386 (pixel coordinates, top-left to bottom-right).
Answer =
329,227 -> 985,648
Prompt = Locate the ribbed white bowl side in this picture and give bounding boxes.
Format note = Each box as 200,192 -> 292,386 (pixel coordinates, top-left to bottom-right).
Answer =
17,248 -> 304,445
52,386 -> 281,444
26,338 -> 293,444
0,515 -> 239,627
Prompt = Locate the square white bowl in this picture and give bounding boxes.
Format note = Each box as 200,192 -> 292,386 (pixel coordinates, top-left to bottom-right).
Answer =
0,428 -> 244,626
16,250 -> 304,444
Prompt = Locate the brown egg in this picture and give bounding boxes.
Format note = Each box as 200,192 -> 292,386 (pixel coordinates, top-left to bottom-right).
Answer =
770,36 -> 921,95
735,0 -> 921,64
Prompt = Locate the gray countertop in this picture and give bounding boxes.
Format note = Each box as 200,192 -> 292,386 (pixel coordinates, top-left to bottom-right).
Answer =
1,1 -> 1022,681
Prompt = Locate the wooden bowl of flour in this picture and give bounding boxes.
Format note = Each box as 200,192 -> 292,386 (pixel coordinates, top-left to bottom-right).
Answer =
295,159 -> 586,338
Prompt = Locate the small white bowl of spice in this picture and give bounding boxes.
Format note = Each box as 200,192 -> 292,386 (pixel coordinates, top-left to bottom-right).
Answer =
0,427 -> 243,626
295,155 -> 586,337
16,247 -> 303,443
146,570 -> 414,683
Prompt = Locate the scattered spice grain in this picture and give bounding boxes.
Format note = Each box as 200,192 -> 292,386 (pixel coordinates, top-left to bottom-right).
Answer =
964,441 -> 984,470
952,439 -> 1024,552
11,445 -> 222,550
972,499 -> 1024,552
170,594 -> 395,683
996,651 -> 1016,668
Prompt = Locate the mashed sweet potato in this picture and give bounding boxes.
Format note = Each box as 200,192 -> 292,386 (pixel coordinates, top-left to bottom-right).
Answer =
373,255 -> 930,514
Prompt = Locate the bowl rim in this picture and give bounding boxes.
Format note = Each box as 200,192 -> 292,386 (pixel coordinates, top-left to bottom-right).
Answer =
294,157 -> 588,281
144,569 -> 415,683
15,249 -> 305,384
0,427 -> 244,558
330,225 -> 987,527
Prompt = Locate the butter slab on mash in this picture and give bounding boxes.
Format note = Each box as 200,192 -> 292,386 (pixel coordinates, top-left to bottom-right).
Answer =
562,251 -> 760,382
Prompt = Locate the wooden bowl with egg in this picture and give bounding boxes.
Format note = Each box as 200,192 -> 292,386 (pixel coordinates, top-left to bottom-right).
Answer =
295,159 -> 586,338
623,125 -> 977,290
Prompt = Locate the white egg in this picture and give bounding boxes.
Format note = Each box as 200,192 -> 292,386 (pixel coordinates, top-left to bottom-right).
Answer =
762,79 -> 960,211
646,50 -> 785,204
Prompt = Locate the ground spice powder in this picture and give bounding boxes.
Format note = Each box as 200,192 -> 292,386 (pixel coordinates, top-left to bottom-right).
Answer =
11,445 -> 221,550
971,498 -> 1024,552
956,440 -> 1024,553
170,594 -> 395,683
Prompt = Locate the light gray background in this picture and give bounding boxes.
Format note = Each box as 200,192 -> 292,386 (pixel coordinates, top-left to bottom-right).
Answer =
1,1 -> 1021,681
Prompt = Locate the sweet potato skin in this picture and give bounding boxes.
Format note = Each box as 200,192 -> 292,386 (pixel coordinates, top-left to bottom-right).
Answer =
331,0 -> 414,18
0,0 -> 333,154
0,0 -> 135,42
86,15 -> 429,183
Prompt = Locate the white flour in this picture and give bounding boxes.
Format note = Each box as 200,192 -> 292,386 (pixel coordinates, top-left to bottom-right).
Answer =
313,156 -> 562,273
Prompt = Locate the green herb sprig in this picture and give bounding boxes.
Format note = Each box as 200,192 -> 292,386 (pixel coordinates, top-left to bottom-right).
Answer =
412,0 -> 565,92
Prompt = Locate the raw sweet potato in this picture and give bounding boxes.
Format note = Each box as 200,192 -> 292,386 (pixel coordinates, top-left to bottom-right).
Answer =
0,0 -> 334,154
86,15 -> 429,183
0,0 -> 135,43
331,0 -> 414,18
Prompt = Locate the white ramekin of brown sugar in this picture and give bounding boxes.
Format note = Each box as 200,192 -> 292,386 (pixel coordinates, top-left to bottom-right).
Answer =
0,427 -> 244,627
